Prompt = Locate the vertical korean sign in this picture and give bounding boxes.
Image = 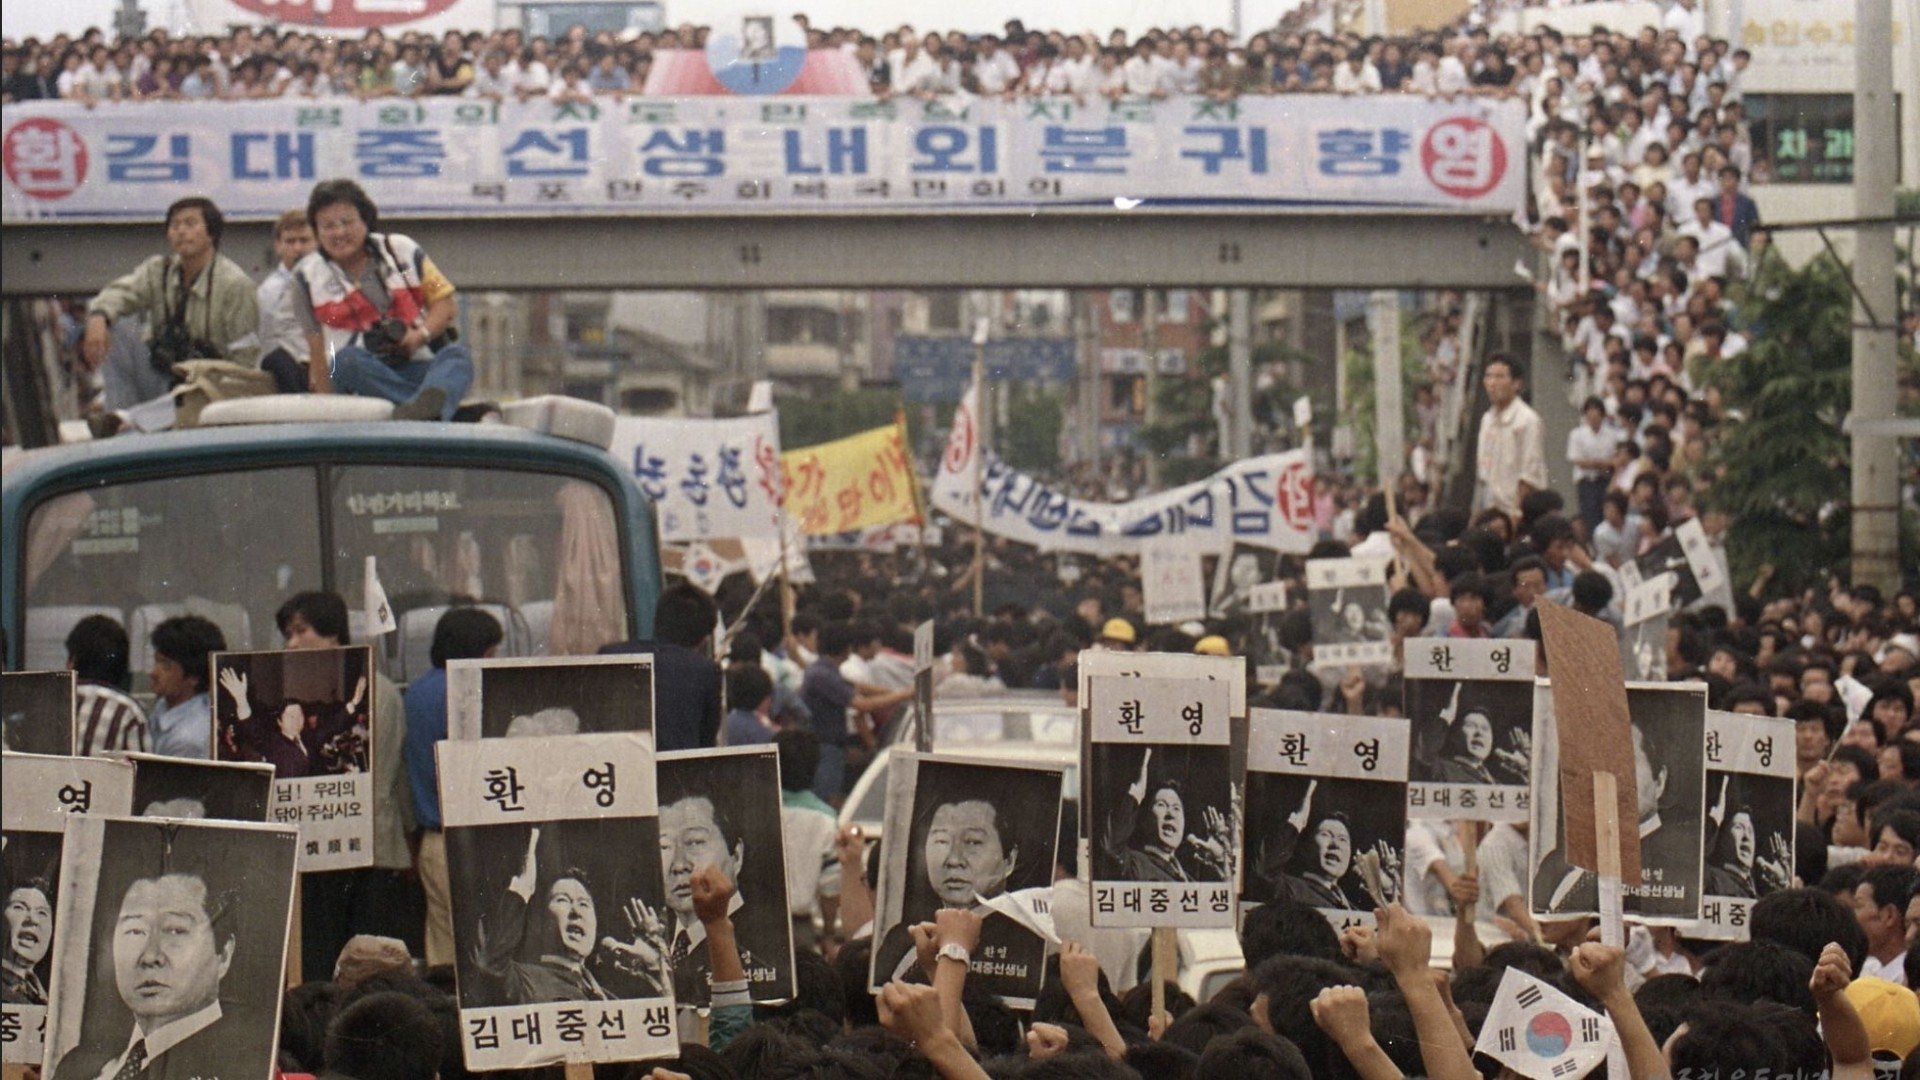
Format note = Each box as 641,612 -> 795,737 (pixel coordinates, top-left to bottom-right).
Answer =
1083,669 -> 1237,929
212,646 -> 376,872
1692,711 -> 1796,940
1,754 -> 133,1063
438,731 -> 676,1067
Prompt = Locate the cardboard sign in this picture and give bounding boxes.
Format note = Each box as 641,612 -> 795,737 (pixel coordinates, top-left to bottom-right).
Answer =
1305,557 -> 1393,670
0,754 -> 134,1064
1691,712 -> 1797,941
1244,710 -> 1409,930
438,732 -> 677,1067
1,670 -> 76,756
211,646 -> 376,873
870,752 -> 1064,1008
1141,538 -> 1209,626
1535,599 -> 1639,883
448,655 -> 656,742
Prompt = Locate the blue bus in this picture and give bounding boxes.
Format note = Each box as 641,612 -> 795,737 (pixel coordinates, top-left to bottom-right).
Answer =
3,412 -> 661,689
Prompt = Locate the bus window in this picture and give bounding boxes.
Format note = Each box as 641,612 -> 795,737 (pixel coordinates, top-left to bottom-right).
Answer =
327,465 -> 629,681
20,467 -> 325,689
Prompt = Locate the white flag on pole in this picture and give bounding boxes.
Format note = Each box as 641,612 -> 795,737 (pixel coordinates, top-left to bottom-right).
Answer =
363,556 -> 396,637
1474,968 -> 1613,1080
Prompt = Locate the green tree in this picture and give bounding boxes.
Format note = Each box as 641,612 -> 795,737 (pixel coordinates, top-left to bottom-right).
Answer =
1002,386 -> 1066,473
777,388 -> 908,450
1700,255 -> 1854,593
1338,312 -> 1429,486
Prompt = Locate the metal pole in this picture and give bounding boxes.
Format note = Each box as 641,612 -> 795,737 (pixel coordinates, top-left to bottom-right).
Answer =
1077,292 -> 1101,464
1142,288 -> 1161,489
1849,0 -> 1901,593
972,316 -> 989,617
1228,289 -> 1254,459
1370,291 -> 1404,491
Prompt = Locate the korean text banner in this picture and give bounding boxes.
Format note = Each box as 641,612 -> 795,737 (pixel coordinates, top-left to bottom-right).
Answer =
608,413 -> 784,543
2,95 -> 1527,222
934,387 -> 1314,555
781,422 -> 920,537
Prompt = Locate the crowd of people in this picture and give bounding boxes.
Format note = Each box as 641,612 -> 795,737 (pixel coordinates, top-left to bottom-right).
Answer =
2,0 -> 1730,112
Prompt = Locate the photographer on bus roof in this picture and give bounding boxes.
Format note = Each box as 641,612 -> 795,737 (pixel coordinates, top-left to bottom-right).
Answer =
292,178 -> 472,422
81,195 -> 260,402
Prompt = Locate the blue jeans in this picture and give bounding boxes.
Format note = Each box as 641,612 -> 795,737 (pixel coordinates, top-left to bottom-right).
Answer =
812,742 -> 847,804
331,342 -> 473,421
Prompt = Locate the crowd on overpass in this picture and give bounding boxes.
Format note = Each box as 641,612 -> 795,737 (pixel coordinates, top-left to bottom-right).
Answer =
5,0 -> 1726,110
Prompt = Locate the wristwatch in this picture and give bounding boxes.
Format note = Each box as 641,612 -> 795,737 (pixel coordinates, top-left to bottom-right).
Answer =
936,943 -> 971,967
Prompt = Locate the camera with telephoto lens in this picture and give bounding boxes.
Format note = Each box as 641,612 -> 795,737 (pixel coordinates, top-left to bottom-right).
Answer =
360,317 -> 411,360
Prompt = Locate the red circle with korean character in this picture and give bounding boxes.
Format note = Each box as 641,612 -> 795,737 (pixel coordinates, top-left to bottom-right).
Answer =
1275,461 -> 1315,533
1419,117 -> 1507,200
224,0 -> 462,28
3,118 -> 89,201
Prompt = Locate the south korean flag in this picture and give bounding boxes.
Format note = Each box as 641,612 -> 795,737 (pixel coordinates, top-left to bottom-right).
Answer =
1474,968 -> 1613,1080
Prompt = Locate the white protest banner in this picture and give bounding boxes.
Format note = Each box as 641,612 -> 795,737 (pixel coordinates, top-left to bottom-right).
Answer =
438,732 -> 677,1067
1083,670 -> 1237,929
608,412 -> 784,543
1141,538 -> 1209,626
1404,638 -> 1537,822
212,646 -> 376,872
1244,710 -> 1408,929
4,95 -> 1527,223
934,389 -> 1315,556
1305,557 -> 1393,669
1691,711 -> 1797,941
0,754 -> 133,1064
871,753 -> 1065,1008
1474,968 -> 1613,1080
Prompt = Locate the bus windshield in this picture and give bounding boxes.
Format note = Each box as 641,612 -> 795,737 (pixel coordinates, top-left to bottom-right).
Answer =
20,462 -> 628,688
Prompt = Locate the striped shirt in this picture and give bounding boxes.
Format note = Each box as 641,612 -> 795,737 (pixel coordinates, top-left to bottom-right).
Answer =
75,682 -> 148,758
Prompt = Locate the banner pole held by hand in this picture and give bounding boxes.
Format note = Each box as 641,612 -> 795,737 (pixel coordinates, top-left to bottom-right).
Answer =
1151,926 -> 1177,1023
566,1062 -> 595,1080
1593,770 -> 1625,950
287,885 -> 303,988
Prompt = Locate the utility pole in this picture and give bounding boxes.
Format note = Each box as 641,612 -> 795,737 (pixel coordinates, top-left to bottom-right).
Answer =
1142,288 -> 1161,489
1370,291 -> 1404,491
1227,289 -> 1254,459
971,315 -> 990,617
1849,0 -> 1900,593
1076,292 -> 1100,464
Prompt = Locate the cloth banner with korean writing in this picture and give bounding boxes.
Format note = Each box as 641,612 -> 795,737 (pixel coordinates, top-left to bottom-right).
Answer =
211,646 -> 376,873
1,754 -> 133,1065
1243,709 -> 1408,931
1474,968 -> 1612,1080
437,731 -> 678,1067
608,413 -> 784,543
2,96 -> 1526,222
1688,711 -> 1796,941
1403,638 -> 1536,823
781,420 -> 921,537
934,382 -> 1315,556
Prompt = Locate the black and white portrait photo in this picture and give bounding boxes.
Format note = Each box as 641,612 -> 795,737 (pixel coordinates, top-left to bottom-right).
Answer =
1,670 -> 75,756
211,646 -> 375,873
1089,744 -> 1233,885
657,747 -> 794,1005
212,647 -> 372,781
1244,710 -> 1408,928
1619,575 -> 1673,683
128,755 -> 275,822
1404,639 -> 1536,822
437,731 -> 678,1066
1531,682 -> 1709,922
1694,711 -> 1797,940
3,753 -> 135,1063
42,816 -> 297,1080
1305,558 -> 1392,669
738,15 -> 776,61
871,754 -> 1063,1007
448,655 -> 654,742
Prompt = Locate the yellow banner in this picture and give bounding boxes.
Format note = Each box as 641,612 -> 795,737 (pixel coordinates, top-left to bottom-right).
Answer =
781,421 -> 922,536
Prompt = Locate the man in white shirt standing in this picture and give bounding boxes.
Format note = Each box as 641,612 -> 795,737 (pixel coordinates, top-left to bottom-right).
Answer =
1121,38 -> 1167,100
1331,47 -> 1381,95
257,208 -> 318,392
1683,198 -> 1740,281
1567,395 -> 1619,533
1474,354 -> 1547,519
